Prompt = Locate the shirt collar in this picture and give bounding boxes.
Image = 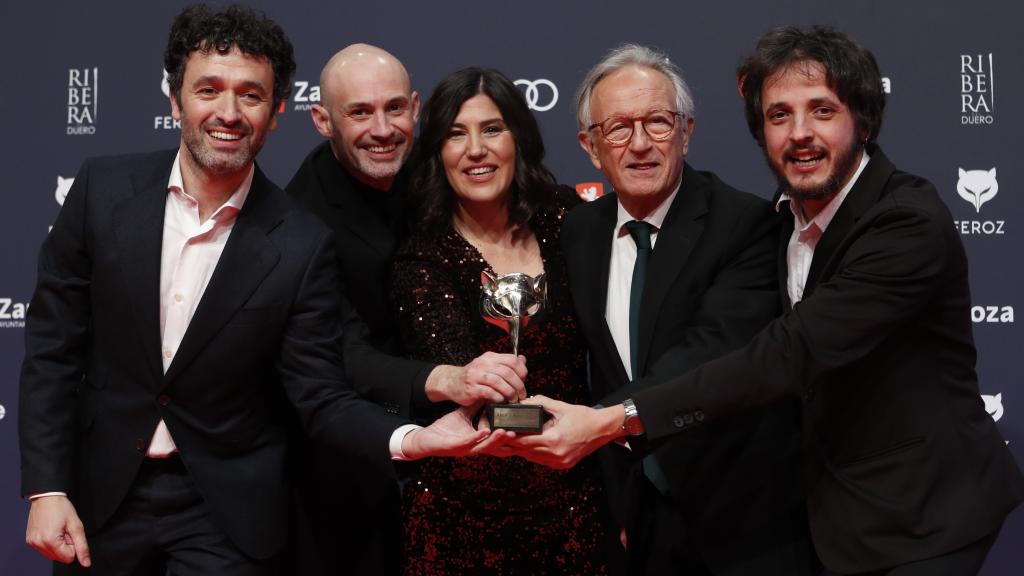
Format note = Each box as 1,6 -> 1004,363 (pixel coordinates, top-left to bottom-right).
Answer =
167,151 -> 255,219
775,150 -> 870,234
614,179 -> 681,237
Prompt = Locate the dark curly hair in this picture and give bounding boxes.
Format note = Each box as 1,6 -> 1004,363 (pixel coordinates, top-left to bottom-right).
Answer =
411,68 -> 558,236
164,4 -> 295,113
737,26 -> 885,148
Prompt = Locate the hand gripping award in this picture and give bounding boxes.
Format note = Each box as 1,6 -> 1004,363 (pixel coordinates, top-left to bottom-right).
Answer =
480,270 -> 548,433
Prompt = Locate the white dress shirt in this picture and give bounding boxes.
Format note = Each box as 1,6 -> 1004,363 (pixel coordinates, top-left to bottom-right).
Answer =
147,153 -> 253,456
779,151 -> 869,305
606,185 -> 680,379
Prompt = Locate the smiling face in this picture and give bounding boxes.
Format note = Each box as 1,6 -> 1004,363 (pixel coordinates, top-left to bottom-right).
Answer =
579,65 -> 693,218
171,47 -> 277,184
761,61 -> 865,206
441,93 -> 517,211
314,46 -> 419,191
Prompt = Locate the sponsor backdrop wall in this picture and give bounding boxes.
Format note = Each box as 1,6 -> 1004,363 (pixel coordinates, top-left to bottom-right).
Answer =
2,0 -> 1019,572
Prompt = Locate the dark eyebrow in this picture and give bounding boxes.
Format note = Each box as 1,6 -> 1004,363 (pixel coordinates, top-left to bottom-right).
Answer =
192,75 -> 269,95
808,97 -> 840,107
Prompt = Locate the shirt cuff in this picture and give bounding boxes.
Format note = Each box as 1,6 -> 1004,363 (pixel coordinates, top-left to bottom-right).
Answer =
29,492 -> 67,500
389,423 -> 422,460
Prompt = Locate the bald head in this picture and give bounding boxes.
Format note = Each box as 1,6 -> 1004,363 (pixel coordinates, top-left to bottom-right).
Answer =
311,43 -> 419,190
319,43 -> 411,108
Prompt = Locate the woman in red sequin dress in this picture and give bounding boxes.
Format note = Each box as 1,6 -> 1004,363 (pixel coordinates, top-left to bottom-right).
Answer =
391,68 -> 613,575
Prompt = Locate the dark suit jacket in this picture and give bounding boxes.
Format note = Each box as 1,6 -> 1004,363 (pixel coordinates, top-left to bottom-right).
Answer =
633,147 -> 1024,573
286,142 -> 433,576
287,142 -> 434,417
19,150 -> 405,560
562,165 -> 811,574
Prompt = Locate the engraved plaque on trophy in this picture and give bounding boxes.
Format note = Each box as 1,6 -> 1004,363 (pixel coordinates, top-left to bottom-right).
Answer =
480,270 -> 548,434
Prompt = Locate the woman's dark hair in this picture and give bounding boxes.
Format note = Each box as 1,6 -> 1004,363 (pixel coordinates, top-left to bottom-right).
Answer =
737,26 -> 885,147
411,68 -> 558,236
164,4 -> 295,113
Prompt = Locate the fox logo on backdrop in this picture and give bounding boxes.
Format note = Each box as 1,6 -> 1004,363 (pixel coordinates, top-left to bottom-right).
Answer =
983,393 -> 1004,422
954,167 -> 1005,236
55,176 -> 73,206
958,168 -> 998,213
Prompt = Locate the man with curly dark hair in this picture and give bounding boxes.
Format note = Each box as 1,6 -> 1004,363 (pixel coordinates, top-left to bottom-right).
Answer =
516,27 -> 1024,576
19,5 -> 498,575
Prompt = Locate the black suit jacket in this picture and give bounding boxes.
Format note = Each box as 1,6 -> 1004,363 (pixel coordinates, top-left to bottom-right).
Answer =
287,142 -> 434,576
287,142 -> 434,417
19,150 -> 405,560
634,148 -> 1024,573
562,165 -> 811,573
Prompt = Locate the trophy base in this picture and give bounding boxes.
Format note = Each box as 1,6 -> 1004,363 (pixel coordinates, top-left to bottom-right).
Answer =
488,404 -> 547,434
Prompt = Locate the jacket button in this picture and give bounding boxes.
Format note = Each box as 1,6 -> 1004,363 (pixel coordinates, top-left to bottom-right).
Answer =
135,438 -> 146,451
683,413 -> 694,425
672,415 -> 686,428
158,394 -> 171,406
694,410 -> 705,422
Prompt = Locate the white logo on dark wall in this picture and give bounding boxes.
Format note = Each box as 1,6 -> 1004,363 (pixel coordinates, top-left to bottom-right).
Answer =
971,305 -> 1014,324
957,168 -> 997,212
954,167 -> 1005,235
515,79 -> 558,112
0,298 -> 29,328
961,53 -> 994,125
293,80 -> 320,111
155,69 -> 181,130
0,404 -> 5,421
56,176 -> 74,206
983,394 -> 1004,422
67,67 -> 98,135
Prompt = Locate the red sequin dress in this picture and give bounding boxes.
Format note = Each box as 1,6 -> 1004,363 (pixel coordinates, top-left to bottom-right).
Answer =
391,190 -> 611,575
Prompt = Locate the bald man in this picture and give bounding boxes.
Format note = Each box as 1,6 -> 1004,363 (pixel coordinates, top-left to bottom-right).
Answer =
286,45 -> 527,575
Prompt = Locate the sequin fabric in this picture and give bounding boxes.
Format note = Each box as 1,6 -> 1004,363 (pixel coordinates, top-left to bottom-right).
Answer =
392,189 -> 611,575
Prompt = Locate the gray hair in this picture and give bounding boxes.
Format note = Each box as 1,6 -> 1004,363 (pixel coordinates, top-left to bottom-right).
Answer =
575,44 -> 695,131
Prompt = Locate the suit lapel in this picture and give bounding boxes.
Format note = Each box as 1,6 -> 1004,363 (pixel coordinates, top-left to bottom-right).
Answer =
570,196 -> 627,396
113,151 -> 176,384
636,165 -> 705,374
804,147 -> 894,293
163,166 -> 282,385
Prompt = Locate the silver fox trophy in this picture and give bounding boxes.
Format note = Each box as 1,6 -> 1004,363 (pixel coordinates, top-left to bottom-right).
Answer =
480,270 -> 548,433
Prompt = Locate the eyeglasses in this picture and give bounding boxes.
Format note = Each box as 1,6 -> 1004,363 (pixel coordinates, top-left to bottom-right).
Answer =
587,110 -> 684,145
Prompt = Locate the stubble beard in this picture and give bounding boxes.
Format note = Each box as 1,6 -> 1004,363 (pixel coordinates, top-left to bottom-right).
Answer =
770,138 -> 863,203
181,118 -> 261,176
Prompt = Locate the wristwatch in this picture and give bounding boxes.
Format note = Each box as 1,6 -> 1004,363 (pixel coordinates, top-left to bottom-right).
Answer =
621,399 -> 645,436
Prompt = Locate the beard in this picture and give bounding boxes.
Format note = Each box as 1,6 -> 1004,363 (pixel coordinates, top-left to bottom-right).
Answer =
338,135 -> 412,189
769,138 -> 863,203
180,117 -> 264,176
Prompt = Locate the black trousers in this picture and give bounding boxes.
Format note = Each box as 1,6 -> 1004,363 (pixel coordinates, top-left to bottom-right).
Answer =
824,527 -> 1000,576
56,455 -> 271,576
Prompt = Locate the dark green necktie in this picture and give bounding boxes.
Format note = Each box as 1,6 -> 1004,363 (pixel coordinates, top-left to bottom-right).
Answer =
625,220 -> 653,380
625,220 -> 669,493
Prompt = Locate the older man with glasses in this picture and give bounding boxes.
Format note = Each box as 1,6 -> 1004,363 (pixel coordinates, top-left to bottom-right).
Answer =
511,44 -> 817,576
